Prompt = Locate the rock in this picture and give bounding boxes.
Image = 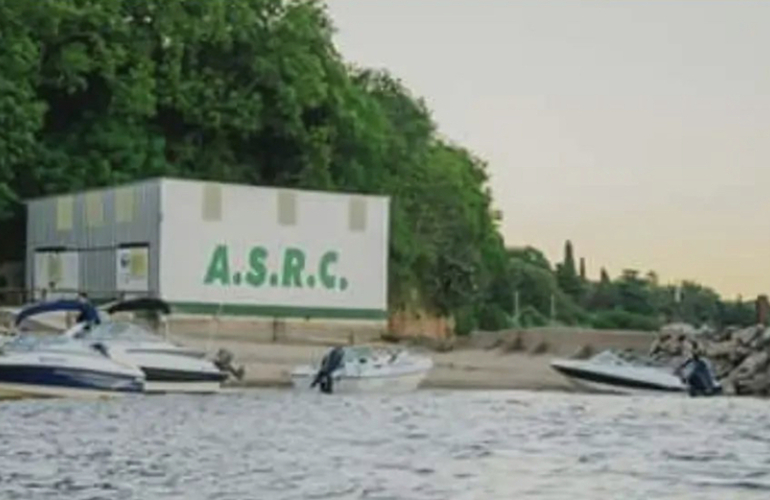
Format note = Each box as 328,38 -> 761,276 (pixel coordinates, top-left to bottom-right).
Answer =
704,340 -> 736,358
734,372 -> 770,396
729,351 -> 769,381
661,322 -> 697,336
732,326 -> 762,346
650,322 -> 770,397
758,328 -> 770,348
571,344 -> 594,360
649,331 -> 691,357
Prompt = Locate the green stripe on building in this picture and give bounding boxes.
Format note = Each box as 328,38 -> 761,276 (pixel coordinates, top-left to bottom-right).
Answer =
169,302 -> 388,320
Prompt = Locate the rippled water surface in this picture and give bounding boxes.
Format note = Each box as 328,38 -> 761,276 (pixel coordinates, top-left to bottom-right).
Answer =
1,389 -> 770,499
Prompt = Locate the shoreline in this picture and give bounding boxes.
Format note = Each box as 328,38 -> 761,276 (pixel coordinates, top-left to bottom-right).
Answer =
174,333 -> 579,392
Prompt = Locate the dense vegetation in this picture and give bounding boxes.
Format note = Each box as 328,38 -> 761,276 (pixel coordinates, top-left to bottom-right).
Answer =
0,0 -> 757,332
507,242 -> 757,332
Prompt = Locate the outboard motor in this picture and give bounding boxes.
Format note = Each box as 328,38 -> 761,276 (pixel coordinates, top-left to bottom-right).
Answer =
213,348 -> 245,381
680,354 -> 722,397
310,347 -> 345,394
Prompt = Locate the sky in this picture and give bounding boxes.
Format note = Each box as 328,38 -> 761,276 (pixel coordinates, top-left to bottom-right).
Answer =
324,0 -> 769,299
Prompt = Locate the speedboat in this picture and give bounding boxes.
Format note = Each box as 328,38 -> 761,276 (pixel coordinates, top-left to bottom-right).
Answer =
0,300 -> 145,399
64,298 -> 229,394
550,349 -> 689,395
291,345 -> 434,394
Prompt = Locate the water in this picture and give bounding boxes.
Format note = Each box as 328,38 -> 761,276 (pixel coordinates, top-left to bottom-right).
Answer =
1,390 -> 769,499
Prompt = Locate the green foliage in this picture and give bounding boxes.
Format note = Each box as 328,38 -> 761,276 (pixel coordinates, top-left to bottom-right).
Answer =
476,303 -> 510,332
507,239 -> 759,332
507,246 -> 551,271
518,305 -> 548,328
453,306 -> 477,337
717,299 -> 755,327
0,0 -> 505,329
590,310 -> 661,332
555,240 -> 583,300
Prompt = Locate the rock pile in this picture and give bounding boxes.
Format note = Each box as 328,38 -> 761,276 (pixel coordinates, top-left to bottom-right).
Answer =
650,324 -> 770,396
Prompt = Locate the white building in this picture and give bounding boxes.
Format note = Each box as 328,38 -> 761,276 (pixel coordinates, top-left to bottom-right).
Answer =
25,178 -> 390,328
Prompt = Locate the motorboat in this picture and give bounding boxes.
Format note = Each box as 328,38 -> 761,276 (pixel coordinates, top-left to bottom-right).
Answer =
0,300 -> 145,399
63,298 -> 230,394
550,349 -> 721,396
550,349 -> 687,395
290,345 -> 434,394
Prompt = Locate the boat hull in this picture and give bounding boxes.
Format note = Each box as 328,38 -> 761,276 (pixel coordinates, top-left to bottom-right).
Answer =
0,382 -> 137,400
97,346 -> 228,394
143,380 -> 224,394
141,367 -> 226,394
0,364 -> 144,399
550,358 -> 686,395
290,368 -> 430,394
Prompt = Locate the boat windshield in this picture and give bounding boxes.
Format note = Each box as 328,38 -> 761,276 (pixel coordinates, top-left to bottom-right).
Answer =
2,334 -> 77,352
76,321 -> 161,343
592,349 -> 670,368
341,346 -> 404,364
342,346 -> 374,362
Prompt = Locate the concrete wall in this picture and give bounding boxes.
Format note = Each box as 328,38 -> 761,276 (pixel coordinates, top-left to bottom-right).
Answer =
388,309 -> 454,340
470,327 -> 655,356
164,314 -> 386,346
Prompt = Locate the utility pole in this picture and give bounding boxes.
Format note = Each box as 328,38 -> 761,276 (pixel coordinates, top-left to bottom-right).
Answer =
513,290 -> 520,327
674,282 -> 682,322
550,293 -> 556,323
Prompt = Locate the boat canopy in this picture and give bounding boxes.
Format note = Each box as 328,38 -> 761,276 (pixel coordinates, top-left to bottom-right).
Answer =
106,297 -> 171,316
14,300 -> 101,327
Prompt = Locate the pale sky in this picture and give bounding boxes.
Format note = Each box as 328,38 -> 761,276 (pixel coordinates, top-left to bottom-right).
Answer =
325,0 -> 769,299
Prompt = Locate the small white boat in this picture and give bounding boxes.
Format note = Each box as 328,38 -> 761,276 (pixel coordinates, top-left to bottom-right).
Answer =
0,301 -> 146,399
291,345 -> 433,394
550,350 -> 689,395
64,298 -> 229,394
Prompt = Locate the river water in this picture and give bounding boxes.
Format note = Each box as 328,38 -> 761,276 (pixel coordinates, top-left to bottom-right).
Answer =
1,389 -> 769,499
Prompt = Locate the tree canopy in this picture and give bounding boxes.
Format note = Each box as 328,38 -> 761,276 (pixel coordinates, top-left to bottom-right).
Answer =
0,0 -> 507,328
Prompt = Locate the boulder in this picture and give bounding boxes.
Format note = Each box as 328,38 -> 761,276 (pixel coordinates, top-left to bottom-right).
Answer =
732,326 -> 763,346
650,322 -> 770,397
704,340 -> 737,358
729,351 -> 769,382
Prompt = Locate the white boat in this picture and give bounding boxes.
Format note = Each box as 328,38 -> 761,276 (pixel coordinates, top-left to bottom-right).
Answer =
63,298 -> 229,394
291,345 -> 434,394
550,350 -> 689,395
0,301 -> 146,399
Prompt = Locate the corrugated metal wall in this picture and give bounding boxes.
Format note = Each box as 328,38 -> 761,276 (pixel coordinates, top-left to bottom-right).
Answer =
25,179 -> 162,300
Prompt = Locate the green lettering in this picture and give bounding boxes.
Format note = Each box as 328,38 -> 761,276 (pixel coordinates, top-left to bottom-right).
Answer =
204,245 -> 230,285
246,247 -> 269,287
319,251 -> 338,289
282,248 -> 305,287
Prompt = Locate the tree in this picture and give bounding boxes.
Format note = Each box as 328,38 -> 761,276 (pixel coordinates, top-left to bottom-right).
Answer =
506,246 -> 551,271
556,240 -> 582,300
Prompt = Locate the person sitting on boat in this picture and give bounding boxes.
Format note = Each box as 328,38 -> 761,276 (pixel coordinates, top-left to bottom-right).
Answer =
74,292 -> 99,331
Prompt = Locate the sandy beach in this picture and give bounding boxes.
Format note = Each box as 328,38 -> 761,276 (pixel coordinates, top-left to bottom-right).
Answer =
175,336 -> 572,391
171,326 -> 656,392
